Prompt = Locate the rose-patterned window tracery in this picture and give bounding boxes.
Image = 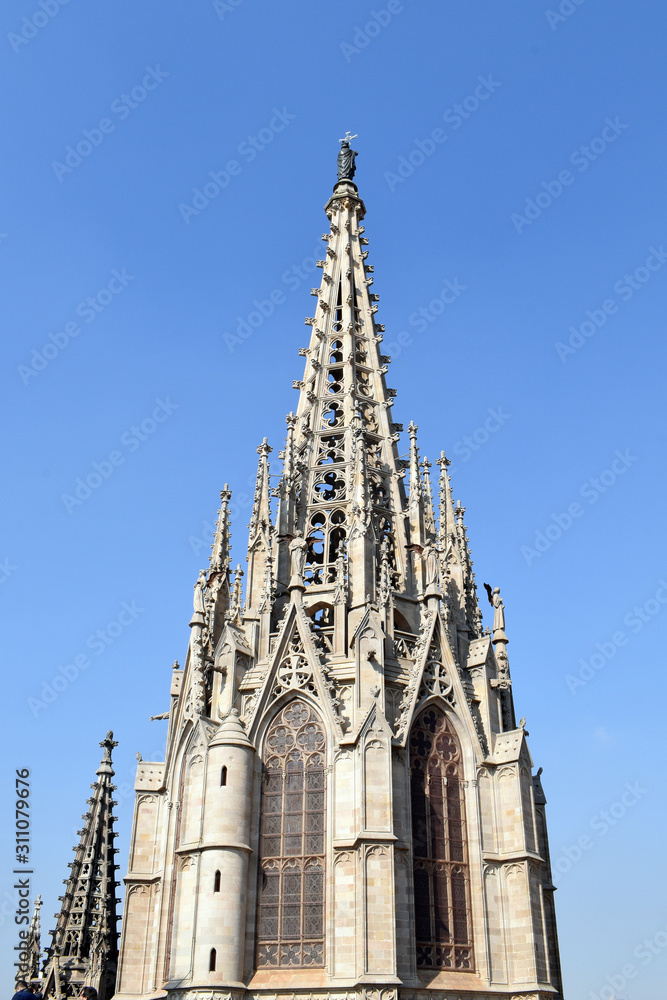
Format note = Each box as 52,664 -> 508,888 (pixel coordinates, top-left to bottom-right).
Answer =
409,706 -> 473,972
257,700 -> 326,969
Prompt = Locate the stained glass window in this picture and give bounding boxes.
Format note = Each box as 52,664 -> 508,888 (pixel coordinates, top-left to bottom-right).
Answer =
409,706 -> 474,972
256,700 -> 326,969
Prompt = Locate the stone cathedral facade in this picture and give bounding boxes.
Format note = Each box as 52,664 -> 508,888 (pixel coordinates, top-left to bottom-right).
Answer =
115,147 -> 563,1000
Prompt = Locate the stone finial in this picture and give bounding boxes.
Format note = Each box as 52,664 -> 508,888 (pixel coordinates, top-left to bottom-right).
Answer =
210,485 -> 232,574
408,422 -> 422,507
96,731 -> 118,775
422,456 -> 436,537
99,731 -> 118,760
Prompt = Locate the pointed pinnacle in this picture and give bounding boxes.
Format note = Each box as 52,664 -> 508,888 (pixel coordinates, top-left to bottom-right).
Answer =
422,456 -> 436,536
408,422 -> 422,507
210,484 -> 232,574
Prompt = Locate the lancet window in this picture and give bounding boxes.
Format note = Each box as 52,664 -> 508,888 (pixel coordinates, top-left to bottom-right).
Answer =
306,604 -> 334,653
409,706 -> 474,972
329,339 -> 343,364
332,280 -> 343,334
354,338 -> 368,365
256,700 -> 326,969
304,509 -> 346,585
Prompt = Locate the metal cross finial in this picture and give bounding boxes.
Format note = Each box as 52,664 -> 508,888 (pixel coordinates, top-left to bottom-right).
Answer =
339,131 -> 358,145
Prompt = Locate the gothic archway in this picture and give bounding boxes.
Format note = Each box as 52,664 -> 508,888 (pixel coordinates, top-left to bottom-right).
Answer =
409,705 -> 474,971
256,699 -> 326,969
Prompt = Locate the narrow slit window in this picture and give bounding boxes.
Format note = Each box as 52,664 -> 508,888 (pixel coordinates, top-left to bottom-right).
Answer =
209,948 -> 216,971
220,766 -> 227,786
214,870 -> 221,893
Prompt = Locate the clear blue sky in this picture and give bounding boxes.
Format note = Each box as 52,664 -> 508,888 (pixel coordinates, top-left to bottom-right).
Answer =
1,2 -> 666,997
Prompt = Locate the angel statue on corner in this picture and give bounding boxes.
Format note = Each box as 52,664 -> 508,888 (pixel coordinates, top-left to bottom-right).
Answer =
484,583 -> 505,634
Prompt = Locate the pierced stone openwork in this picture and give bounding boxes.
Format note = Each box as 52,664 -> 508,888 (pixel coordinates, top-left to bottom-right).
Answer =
307,605 -> 334,654
328,339 -> 343,364
356,369 -> 373,398
409,706 -> 474,972
316,434 -> 345,466
312,470 -> 346,504
305,508 -> 346,586
257,700 -> 326,969
274,632 -> 315,697
358,401 -> 379,433
321,401 -> 344,429
354,339 -> 368,365
420,660 -> 454,702
418,636 -> 455,703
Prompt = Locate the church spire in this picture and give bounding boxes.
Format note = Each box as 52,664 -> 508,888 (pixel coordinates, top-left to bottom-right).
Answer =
278,143 -> 411,616
43,733 -> 119,1000
115,138 -> 564,1000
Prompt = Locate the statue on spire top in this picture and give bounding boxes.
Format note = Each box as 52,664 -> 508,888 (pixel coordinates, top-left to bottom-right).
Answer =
337,132 -> 358,181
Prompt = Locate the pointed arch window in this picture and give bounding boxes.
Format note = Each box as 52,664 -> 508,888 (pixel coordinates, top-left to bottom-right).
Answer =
409,706 -> 474,971
305,509 -> 346,586
256,700 -> 326,969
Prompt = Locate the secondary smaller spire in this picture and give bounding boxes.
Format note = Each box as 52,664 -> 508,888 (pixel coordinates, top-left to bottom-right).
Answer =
42,733 -> 120,1000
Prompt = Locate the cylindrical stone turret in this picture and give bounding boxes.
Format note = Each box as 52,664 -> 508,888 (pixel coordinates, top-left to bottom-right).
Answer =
194,710 -> 255,986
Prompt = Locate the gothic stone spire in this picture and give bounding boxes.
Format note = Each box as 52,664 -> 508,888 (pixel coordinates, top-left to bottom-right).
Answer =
42,733 -> 119,1000
116,143 -> 563,1000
